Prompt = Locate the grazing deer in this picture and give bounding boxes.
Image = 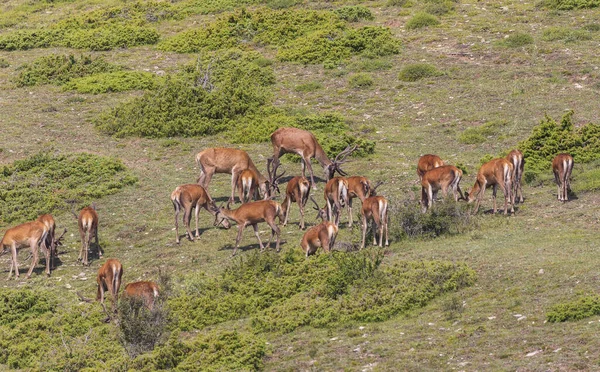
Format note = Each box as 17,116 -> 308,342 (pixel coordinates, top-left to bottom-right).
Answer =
97,258 -> 123,315
1,219 -> 50,279
281,176 -> 311,230
123,281 -> 160,311
237,169 -> 260,204
324,176 -> 349,227
171,184 -> 231,244
346,177 -> 384,227
300,218 -> 338,257
36,214 -> 65,270
506,149 -> 525,204
417,154 -> 444,181
466,158 -> 514,215
420,165 -> 464,213
552,153 -> 574,202
76,205 -> 99,266
195,148 -> 271,206
360,196 -> 389,249
270,127 -> 357,187
213,200 -> 284,256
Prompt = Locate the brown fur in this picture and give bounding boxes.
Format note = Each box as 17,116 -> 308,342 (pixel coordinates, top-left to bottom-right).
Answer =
1,219 -> 50,279
96,259 -> 123,315
506,149 -> 525,204
301,221 -> 338,256
420,165 -> 464,213
78,206 -> 99,266
467,158 -> 514,215
281,176 -> 311,230
361,196 -> 389,249
346,176 -> 373,228
552,153 -> 574,202
236,168 -> 260,204
417,154 -> 445,181
123,281 -> 160,310
323,177 -> 349,227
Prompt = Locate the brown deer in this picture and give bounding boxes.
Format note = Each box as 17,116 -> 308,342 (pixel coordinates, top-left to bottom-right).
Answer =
346,177 -> 384,227
466,158 -> 514,215
324,176 -> 349,227
76,205 -> 99,266
213,200 -> 284,256
552,153 -> 574,202
281,176 -> 311,230
300,219 -> 338,257
36,214 -> 65,270
417,154 -> 445,181
506,149 -> 525,204
171,184 -> 231,244
123,281 -> 160,311
195,148 -> 271,206
360,196 -> 389,249
270,127 -> 357,187
96,258 -> 123,315
420,165 -> 464,213
1,219 -> 50,279
236,169 -> 260,204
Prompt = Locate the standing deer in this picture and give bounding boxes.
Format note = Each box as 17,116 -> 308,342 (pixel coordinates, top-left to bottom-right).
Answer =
97,259 -> 123,315
552,153 -> 574,202
420,165 -> 464,213
236,169 -> 260,204
346,177 -> 383,227
195,148 -> 271,206
466,158 -> 514,215
36,214 -> 65,270
281,176 -> 311,230
213,200 -> 284,256
76,205 -> 99,266
123,281 -> 160,311
270,127 -> 357,188
360,196 -> 389,249
417,154 -> 445,181
506,149 -> 525,204
1,219 -> 50,279
171,184 -> 231,244
324,176 -> 349,227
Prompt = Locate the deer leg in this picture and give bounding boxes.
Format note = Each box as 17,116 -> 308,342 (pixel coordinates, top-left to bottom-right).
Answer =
492,184 -> 498,214
266,220 -> 281,252
283,197 -> 291,227
232,225 -> 244,257
26,240 -> 39,279
78,228 -> 86,262
473,181 -> 486,215
348,198 -> 353,228
252,224 -> 265,251
174,201 -> 181,244
384,213 -> 389,247
298,198 -> 305,230
200,167 -> 214,189
326,199 -> 333,222
9,243 -> 18,279
183,204 -> 194,241
372,219 -> 378,246
194,203 -> 200,238
43,239 -> 51,276
304,157 -> 317,189
361,214 -> 367,250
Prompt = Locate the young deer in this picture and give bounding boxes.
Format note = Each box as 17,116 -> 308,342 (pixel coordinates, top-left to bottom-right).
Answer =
300,201 -> 338,257
420,165 -> 464,213
281,176 -> 311,230
236,169 -> 260,204
77,205 -> 99,266
324,176 -> 349,227
552,153 -> 574,202
36,214 -> 65,270
506,149 -> 525,204
346,177 -> 383,227
171,184 -> 231,244
466,158 -> 514,215
96,258 -> 123,315
213,200 -> 284,256
360,196 -> 389,249
123,281 -> 160,311
417,154 -> 445,181
1,219 -> 50,279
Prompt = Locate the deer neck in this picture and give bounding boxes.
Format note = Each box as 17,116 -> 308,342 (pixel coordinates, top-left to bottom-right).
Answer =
314,144 -> 332,167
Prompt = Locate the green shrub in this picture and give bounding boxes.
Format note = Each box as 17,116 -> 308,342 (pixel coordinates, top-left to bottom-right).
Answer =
15,54 -> 121,87
573,160 -> 600,192
424,0 -> 455,15
547,295 -> 600,322
542,0 -> 600,9
497,32 -> 534,47
388,0 -> 409,5
351,58 -> 393,71
63,71 -> 161,94
349,73 -> 374,88
295,81 -> 323,92
334,5 -> 374,22
406,12 -> 440,30
398,63 -> 442,82
458,120 -> 508,144
267,0 -> 300,9
542,27 -> 592,42
0,152 -> 137,224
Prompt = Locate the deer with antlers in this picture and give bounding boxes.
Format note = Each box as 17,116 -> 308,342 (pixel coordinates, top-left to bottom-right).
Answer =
1,218 -> 50,279
346,176 -> 383,228
417,154 -> 445,181
420,165 -> 464,213
171,184 -> 231,244
270,127 -> 357,188
196,148 -> 272,206
123,281 -> 160,311
506,149 -> 525,204
466,158 -> 514,215
301,197 -> 338,256
552,153 -> 574,202
323,176 -> 349,227
213,200 -> 284,256
97,258 -> 123,315
360,195 -> 389,249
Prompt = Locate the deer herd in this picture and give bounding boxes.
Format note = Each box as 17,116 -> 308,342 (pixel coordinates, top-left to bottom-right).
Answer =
0,126 -> 576,315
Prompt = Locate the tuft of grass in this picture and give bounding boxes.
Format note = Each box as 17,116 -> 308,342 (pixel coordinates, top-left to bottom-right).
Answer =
542,27 -> 592,42
458,120 -> 508,144
63,71 -> 162,94
348,73 -> 374,88
497,32 -> 534,47
295,81 -> 323,92
398,63 -> 442,82
405,12 -> 440,30
0,58 -> 9,68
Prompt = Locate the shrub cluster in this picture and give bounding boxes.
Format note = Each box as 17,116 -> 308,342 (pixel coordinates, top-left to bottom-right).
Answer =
0,152 -> 137,224
497,32 -> 534,48
458,120 -> 508,144
406,12 -> 440,30
542,0 -> 600,9
63,71 -> 162,94
333,5 -> 374,22
547,295 -> 600,322
542,27 -> 592,42
348,73 -> 374,88
398,63 -> 443,82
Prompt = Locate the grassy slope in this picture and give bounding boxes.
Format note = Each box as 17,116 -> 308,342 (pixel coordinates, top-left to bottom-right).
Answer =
1,0 -> 600,370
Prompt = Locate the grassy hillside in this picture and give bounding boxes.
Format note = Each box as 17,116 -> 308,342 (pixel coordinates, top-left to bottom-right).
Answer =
1,0 -> 599,370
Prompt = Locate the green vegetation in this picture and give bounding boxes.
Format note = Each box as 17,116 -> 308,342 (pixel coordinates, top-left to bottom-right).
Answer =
497,32 -> 534,47
398,63 -> 442,82
0,153 -> 137,224
406,12 -> 440,30
547,295 -> 600,322
458,120 -> 508,144
295,81 -> 323,92
333,5 -> 374,22
63,71 -> 162,94
542,0 -> 600,9
348,73 -> 375,88
15,54 -> 121,87
0,58 -> 8,68
542,27 -> 592,42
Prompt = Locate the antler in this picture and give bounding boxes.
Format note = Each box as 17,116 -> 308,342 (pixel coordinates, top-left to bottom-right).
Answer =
371,181 -> 384,192
333,145 -> 358,164
267,158 -> 285,194
54,228 -> 67,247
309,196 -> 321,211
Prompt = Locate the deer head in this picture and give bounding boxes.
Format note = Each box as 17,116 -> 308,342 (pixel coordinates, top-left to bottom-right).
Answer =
310,196 -> 328,221
267,158 -> 285,196
369,181 -> 384,196
325,145 -> 358,180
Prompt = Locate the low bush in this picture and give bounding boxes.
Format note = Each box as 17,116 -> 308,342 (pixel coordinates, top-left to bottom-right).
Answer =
295,81 -> 323,92
0,152 -> 137,224
348,73 -> 374,88
334,5 -> 374,22
547,295 -> 600,322
398,63 -> 442,82
406,12 -> 440,30
542,0 -> 600,9
458,120 -> 508,144
63,71 -> 161,94
542,27 -> 592,42
15,54 -> 121,87
497,32 -> 534,47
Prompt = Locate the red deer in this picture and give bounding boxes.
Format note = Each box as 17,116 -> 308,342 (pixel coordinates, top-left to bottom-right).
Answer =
213,200 -> 284,256
196,148 -> 271,206
300,220 -> 338,257
36,214 -> 65,269
324,176 -> 349,227
360,196 -> 389,249
417,154 -> 444,181
466,158 -> 514,215
552,153 -> 574,202
506,149 -> 525,204
270,127 -> 357,187
96,259 -> 123,315
281,176 -> 311,230
171,184 -> 231,244
237,169 -> 260,204
346,177 -> 384,227
77,205 -> 99,266
123,281 -> 160,311
1,219 -> 50,279
420,165 -> 464,213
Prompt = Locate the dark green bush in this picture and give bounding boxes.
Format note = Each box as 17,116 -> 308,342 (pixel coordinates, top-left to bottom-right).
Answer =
497,32 -> 534,47
349,73 -> 374,88
118,294 -> 169,358
398,63 -> 442,82
547,295 -> 600,322
0,152 -> 137,224
63,71 -> 161,94
542,0 -> 600,9
15,54 -> 121,87
406,12 -> 440,30
267,0 -> 300,9
334,5 -> 374,22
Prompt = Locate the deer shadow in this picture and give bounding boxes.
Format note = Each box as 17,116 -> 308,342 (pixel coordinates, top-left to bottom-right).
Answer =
220,240 -> 287,254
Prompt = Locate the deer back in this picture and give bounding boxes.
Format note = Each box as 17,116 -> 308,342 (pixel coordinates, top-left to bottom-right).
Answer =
124,281 -> 159,307
196,148 -> 253,173
78,206 -> 99,230
219,200 -> 281,224
552,153 -> 574,175
1,220 -> 47,248
271,127 -> 322,160
422,165 -> 461,190
97,259 -> 123,298
417,154 -> 444,178
324,177 -> 348,203
346,176 -> 370,201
